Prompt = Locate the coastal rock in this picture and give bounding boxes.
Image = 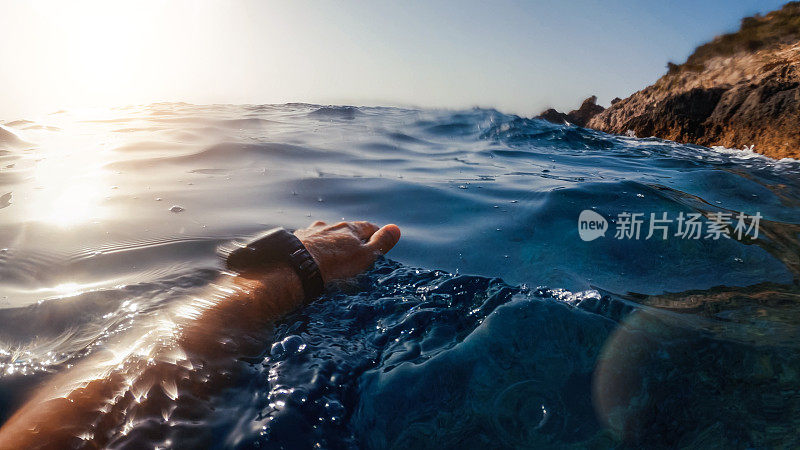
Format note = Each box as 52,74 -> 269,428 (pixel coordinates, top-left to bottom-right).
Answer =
538,108 -> 570,124
537,95 -> 605,127
569,95 -> 606,126
587,2 -> 800,159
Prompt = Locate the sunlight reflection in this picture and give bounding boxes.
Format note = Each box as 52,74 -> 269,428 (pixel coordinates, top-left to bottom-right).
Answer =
36,181 -> 104,226
37,280 -> 105,299
24,110 -> 115,227
51,282 -> 82,296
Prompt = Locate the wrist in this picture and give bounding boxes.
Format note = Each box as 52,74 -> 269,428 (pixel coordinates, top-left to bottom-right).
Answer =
225,228 -> 324,302
231,264 -> 306,312
265,263 -> 306,307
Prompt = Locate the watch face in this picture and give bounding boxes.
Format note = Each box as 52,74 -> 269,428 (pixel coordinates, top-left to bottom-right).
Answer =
225,229 -> 287,272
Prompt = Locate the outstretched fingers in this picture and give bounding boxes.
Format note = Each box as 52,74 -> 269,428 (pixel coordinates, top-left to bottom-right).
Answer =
365,224 -> 401,255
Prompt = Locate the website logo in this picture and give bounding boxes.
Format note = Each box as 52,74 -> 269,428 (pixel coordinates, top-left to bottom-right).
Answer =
578,210 -> 608,241
577,210 -> 762,242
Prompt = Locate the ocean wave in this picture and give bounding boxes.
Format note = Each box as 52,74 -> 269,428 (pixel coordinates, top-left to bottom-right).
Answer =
0,103 -> 799,448
0,125 -> 28,150
308,105 -> 362,120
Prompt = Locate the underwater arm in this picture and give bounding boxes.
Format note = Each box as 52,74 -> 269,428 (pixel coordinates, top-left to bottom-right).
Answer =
0,221 -> 400,449
180,220 -> 402,357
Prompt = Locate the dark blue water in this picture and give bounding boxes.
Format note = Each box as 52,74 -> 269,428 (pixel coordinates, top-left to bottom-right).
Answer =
0,104 -> 799,448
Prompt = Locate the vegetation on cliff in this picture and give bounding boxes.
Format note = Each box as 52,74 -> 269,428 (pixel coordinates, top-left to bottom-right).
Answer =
570,2 -> 800,159
673,1 -> 800,73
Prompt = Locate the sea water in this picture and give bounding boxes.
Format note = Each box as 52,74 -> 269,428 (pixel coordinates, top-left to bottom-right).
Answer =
0,103 -> 799,448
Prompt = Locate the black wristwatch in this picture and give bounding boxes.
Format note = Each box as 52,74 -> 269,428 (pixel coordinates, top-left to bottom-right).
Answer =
225,228 -> 325,301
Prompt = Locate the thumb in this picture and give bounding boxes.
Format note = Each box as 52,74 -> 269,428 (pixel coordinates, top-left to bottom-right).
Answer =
366,224 -> 401,255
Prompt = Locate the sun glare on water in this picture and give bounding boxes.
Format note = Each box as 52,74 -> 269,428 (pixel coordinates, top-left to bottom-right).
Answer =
11,109 -> 122,228
4,2 -> 165,227
30,144 -> 108,227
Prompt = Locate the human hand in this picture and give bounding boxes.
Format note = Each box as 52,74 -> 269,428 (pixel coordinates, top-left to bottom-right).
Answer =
294,221 -> 401,283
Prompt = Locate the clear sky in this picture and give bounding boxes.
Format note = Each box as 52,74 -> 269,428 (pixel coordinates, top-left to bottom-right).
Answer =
0,0 -> 788,119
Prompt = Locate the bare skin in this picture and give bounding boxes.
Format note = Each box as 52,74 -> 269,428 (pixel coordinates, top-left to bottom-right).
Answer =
0,220 -> 401,449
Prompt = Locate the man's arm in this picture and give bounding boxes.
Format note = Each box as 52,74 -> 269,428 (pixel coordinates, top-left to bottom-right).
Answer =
0,220 -> 401,449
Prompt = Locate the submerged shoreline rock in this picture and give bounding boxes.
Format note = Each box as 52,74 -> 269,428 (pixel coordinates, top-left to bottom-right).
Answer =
549,2 -> 800,159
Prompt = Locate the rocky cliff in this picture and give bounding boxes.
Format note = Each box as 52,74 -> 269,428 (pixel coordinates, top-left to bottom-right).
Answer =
546,2 -> 800,159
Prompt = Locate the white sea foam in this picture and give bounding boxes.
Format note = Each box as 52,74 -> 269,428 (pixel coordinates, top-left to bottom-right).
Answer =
709,144 -> 800,163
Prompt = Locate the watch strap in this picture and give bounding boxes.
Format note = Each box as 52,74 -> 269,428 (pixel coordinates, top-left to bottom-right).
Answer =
286,243 -> 325,301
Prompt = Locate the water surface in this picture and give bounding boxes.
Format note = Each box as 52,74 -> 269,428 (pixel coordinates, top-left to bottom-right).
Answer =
0,104 -> 799,448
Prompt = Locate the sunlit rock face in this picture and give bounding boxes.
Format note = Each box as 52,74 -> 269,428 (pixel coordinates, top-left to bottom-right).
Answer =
588,3 -> 800,160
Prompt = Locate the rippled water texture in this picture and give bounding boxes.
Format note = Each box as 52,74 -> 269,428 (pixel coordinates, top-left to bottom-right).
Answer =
1,104 -> 799,448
